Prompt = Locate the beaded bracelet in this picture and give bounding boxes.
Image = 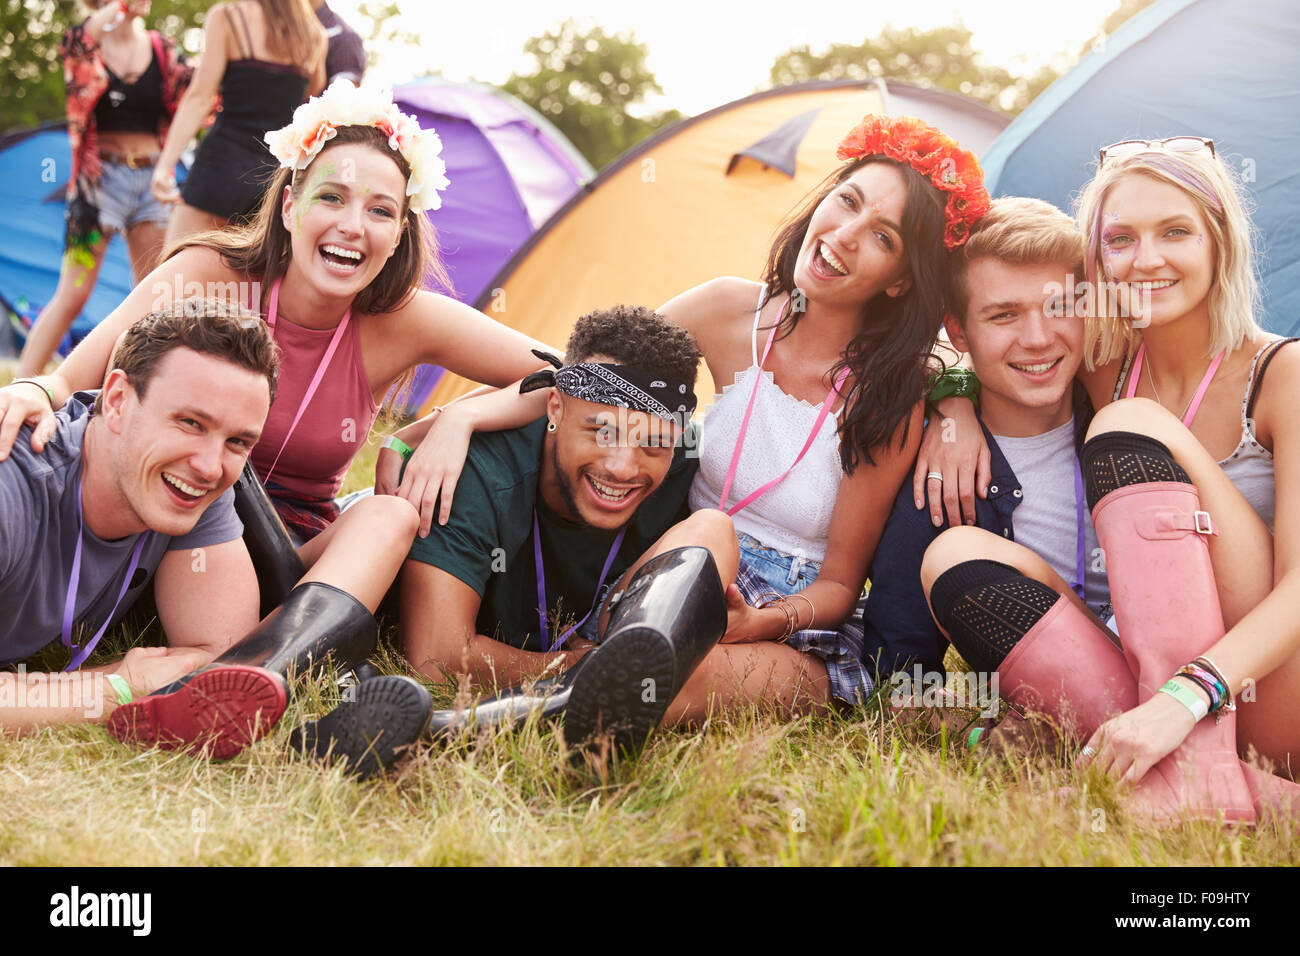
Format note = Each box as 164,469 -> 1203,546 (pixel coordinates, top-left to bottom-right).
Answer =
1192,655 -> 1236,717
1176,661 -> 1223,711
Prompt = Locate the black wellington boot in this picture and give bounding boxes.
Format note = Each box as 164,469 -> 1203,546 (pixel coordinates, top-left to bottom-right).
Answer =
293,547 -> 726,776
292,675 -> 435,779
210,580 -> 378,680
563,545 -> 726,755
110,582 -> 377,759
233,462 -> 307,619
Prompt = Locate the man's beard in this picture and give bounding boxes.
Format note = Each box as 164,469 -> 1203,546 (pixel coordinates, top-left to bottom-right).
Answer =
548,442 -> 642,531
551,440 -> 594,529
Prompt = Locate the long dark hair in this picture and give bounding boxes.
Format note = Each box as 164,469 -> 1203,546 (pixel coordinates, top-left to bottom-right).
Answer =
761,156 -> 949,474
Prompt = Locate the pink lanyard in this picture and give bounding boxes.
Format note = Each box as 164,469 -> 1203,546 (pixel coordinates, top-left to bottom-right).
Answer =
262,278 -> 352,482
1125,343 -> 1226,427
717,319 -> 850,517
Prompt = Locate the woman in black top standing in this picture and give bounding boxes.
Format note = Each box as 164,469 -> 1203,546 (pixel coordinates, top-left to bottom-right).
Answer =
15,0 -> 192,377
151,0 -> 325,245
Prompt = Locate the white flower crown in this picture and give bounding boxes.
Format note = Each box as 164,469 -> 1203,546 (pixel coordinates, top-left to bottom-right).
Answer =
264,80 -> 449,212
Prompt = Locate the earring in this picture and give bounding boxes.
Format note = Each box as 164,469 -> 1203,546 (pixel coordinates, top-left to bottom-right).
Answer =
547,420 -> 557,432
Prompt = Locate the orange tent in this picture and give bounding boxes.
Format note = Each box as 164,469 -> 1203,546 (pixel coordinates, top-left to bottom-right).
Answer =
424,79 -> 1008,412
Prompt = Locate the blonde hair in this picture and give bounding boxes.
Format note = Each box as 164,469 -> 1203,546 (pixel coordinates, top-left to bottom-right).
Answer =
234,0 -> 326,75
951,197 -> 1084,322
1075,147 -> 1262,369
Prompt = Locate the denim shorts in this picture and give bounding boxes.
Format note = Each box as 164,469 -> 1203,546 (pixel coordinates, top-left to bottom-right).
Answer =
733,531 -> 873,707
93,158 -> 172,234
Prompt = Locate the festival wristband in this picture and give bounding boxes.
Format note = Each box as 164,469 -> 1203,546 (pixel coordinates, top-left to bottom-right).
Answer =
967,727 -> 985,749
383,435 -> 414,460
1158,678 -> 1209,722
928,367 -> 980,410
10,378 -> 55,408
105,673 -> 133,705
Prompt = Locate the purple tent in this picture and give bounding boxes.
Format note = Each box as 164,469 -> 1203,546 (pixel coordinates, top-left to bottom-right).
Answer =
395,78 -> 593,410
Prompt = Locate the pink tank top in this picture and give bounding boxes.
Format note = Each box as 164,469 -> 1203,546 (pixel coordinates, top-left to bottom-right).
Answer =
249,307 -> 378,500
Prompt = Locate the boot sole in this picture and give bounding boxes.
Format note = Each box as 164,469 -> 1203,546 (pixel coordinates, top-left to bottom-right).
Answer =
292,676 -> 433,779
563,626 -> 677,756
107,665 -> 287,760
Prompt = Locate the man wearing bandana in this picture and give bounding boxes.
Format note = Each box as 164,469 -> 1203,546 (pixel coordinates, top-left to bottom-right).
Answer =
296,306 -> 735,777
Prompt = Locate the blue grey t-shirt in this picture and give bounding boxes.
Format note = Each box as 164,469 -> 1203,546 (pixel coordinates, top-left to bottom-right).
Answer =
0,392 -> 244,667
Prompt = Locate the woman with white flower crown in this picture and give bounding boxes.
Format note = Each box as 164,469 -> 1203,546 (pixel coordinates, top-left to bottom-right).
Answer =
0,82 -> 555,636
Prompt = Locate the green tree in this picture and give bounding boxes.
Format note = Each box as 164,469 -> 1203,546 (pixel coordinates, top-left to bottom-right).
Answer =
768,22 -> 1059,116
353,0 -> 417,70
501,18 -> 683,170
1,0 -> 210,133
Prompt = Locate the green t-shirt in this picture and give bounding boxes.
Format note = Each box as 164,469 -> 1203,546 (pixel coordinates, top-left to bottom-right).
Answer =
407,417 -> 698,650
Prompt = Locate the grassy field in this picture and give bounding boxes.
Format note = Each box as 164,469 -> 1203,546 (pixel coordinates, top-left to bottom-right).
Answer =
1,369 -> 1297,865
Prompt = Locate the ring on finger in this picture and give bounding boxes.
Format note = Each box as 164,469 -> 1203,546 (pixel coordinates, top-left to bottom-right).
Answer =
1081,745 -> 1097,758
926,471 -> 944,483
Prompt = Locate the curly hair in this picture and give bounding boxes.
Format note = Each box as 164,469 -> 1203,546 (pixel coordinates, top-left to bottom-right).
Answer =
565,305 -> 702,388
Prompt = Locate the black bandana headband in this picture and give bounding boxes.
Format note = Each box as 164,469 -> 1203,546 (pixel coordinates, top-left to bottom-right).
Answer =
519,350 -> 696,421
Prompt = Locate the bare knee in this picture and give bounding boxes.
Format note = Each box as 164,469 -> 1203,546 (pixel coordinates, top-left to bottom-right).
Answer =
920,525 -> 1001,596
673,508 -> 738,577
677,507 -> 734,546
345,494 -> 420,546
1086,397 -> 1210,476
1087,397 -> 1179,444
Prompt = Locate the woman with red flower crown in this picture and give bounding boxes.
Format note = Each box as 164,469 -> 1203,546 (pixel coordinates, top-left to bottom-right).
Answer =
385,114 -> 991,719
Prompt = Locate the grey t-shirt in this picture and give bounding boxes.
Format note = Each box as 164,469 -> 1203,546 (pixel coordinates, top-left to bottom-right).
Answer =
993,417 -> 1112,620
0,392 -> 244,667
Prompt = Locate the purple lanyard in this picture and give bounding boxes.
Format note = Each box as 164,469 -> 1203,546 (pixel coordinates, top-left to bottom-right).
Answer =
61,476 -> 149,671
532,510 -> 625,652
1070,457 -> 1086,602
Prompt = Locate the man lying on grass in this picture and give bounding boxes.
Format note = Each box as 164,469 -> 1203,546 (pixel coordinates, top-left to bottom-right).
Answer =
0,301 -> 418,759
297,306 -> 742,777
0,302 -> 283,742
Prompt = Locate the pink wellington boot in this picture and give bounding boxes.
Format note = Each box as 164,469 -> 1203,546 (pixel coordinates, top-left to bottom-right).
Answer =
997,592 -> 1265,822
1090,478 -> 1256,823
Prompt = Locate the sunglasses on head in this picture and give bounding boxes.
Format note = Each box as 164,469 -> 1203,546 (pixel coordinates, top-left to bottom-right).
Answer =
1099,136 -> 1216,165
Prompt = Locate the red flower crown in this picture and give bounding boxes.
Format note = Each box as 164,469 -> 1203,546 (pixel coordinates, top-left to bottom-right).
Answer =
836,115 -> 991,249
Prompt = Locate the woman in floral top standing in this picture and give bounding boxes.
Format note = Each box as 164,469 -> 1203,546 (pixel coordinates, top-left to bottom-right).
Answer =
16,0 -> 193,377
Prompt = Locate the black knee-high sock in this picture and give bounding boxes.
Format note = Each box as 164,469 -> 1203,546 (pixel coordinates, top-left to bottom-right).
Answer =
930,559 -> 1061,673
1080,430 -> 1190,511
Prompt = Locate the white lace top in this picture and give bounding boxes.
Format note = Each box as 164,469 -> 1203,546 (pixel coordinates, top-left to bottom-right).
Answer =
688,294 -> 845,562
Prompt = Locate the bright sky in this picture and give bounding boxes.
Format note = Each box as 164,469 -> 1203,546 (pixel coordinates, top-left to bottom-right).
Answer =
325,0 -> 1124,115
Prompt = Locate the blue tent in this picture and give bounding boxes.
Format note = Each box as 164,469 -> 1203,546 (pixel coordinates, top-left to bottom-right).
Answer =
982,0 -> 1300,332
0,122 -> 135,356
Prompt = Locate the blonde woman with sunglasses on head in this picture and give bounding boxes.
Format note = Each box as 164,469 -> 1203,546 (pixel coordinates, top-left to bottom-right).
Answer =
915,136 -> 1300,821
